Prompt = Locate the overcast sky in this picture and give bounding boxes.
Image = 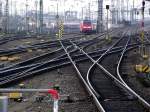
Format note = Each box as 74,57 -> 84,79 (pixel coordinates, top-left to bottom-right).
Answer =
1,0 -> 150,15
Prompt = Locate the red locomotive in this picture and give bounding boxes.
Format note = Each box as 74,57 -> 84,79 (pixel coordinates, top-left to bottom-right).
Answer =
80,20 -> 93,33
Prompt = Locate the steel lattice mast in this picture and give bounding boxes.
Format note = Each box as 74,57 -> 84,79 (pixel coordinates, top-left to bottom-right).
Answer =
97,0 -> 103,33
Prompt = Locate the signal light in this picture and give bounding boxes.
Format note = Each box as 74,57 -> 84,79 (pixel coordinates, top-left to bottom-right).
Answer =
106,5 -> 109,10
142,1 -> 145,6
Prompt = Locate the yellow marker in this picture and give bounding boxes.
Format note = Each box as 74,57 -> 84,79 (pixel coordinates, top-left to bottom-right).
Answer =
13,56 -> 20,60
142,54 -> 148,59
8,57 -> 15,62
59,30 -> 61,39
142,65 -> 149,72
146,68 -> 150,73
25,41 -> 31,44
27,49 -> 33,53
0,56 -> 8,61
140,31 -> 144,41
9,92 -> 22,99
19,83 -> 24,87
135,65 -> 143,73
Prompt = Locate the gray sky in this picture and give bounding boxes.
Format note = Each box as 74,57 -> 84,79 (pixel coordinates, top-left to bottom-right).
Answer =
1,0 -> 150,15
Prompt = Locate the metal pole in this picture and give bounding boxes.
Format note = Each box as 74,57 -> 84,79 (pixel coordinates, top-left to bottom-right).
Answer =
26,0 -> 29,34
106,5 -> 110,41
5,0 -> 9,34
0,89 -> 50,92
57,1 -> 58,17
0,89 -> 59,112
107,9 -> 108,35
0,0 -> 2,16
14,1 -> 17,33
35,0 -> 38,34
111,0 -> 114,24
116,0 -> 119,23
121,0 -> 124,21
63,0 -> 65,21
82,7 -> 84,20
56,0 -> 59,33
127,0 -> 129,21
0,96 -> 8,112
133,0 -> 135,22
0,0 -> 2,31
88,3 -> 90,20
141,0 -> 145,56
39,0 -> 43,34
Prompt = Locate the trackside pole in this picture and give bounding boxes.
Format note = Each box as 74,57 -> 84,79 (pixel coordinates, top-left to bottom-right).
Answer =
141,0 -> 145,57
53,99 -> 58,112
0,96 -> 8,112
0,89 -> 59,112
48,89 -> 59,112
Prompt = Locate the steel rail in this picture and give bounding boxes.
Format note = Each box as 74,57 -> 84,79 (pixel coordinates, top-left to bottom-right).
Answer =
117,35 -> 150,109
59,39 -> 106,112
0,45 -> 138,84
0,44 -> 136,78
0,31 -> 114,85
0,30 -> 113,71
69,34 -> 150,111
86,29 -> 129,97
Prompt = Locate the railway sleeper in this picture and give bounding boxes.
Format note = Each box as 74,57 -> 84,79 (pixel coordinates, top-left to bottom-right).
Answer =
113,79 -> 137,100
101,100 -> 147,112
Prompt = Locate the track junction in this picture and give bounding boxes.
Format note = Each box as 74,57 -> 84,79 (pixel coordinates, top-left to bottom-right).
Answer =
0,27 -> 149,112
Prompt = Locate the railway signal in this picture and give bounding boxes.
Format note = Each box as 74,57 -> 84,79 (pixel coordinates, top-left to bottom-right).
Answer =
140,0 -> 147,58
106,5 -> 111,42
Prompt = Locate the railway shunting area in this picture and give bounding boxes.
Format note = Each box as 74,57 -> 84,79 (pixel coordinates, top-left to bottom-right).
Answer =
0,0 -> 150,112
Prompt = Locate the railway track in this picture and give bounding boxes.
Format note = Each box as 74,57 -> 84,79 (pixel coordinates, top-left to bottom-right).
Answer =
0,35 -> 85,56
0,30 -> 118,86
0,29 -> 143,85
1,27 -> 149,111
59,28 -> 150,111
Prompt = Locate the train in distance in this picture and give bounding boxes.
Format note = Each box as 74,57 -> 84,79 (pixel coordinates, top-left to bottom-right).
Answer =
80,19 -> 96,34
